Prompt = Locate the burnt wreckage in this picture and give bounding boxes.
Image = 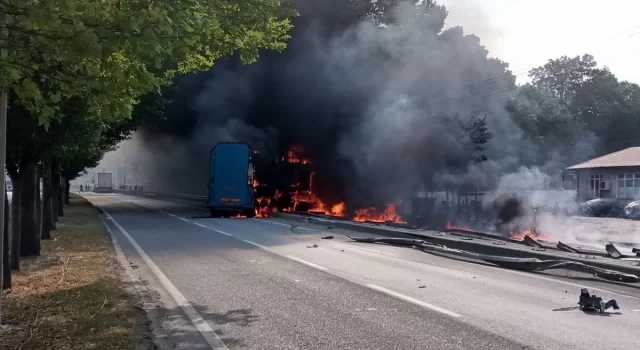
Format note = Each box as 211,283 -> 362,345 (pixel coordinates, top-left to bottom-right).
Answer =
347,236 -> 640,284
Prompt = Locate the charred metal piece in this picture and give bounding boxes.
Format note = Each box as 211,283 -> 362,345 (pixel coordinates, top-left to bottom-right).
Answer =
523,235 -> 543,248
322,235 -> 334,239
578,288 -> 620,313
348,236 -> 640,283
557,242 -> 581,253
605,243 -> 632,259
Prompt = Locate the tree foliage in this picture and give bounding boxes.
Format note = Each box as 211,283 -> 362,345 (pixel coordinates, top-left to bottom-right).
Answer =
2,0 -> 295,126
508,54 -> 640,165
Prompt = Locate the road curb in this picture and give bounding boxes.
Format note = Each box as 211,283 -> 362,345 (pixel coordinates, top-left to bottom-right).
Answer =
273,212 -> 640,278
96,210 -> 172,350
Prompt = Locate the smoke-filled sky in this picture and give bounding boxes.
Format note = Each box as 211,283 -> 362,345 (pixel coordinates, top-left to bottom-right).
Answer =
441,0 -> 640,84
89,0 -> 614,210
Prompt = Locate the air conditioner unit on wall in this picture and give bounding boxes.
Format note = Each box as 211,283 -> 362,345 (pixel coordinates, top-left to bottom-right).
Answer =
600,180 -> 612,191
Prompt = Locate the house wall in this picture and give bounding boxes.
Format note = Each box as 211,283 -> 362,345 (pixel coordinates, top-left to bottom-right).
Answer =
576,166 -> 640,203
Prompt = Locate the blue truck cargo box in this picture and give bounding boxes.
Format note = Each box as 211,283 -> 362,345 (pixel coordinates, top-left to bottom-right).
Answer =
208,142 -> 255,217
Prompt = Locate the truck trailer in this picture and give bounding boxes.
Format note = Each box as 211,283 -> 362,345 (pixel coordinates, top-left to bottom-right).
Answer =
208,142 -> 256,217
95,172 -> 113,193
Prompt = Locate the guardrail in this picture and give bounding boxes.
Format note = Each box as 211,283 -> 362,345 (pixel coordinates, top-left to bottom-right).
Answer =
113,189 -> 208,204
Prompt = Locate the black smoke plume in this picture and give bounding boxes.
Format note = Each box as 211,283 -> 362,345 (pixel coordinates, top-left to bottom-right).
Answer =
109,1 -> 537,212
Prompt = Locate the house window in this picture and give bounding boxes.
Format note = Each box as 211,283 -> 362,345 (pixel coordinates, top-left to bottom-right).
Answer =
589,174 -> 604,198
617,174 -> 640,199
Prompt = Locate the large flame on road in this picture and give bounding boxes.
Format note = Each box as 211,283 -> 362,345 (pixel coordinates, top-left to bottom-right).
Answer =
353,204 -> 406,223
510,229 -> 551,241
250,145 -> 405,223
445,221 -> 473,232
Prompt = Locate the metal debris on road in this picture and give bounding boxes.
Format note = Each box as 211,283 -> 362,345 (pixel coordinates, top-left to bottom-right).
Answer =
493,241 -> 506,245
461,237 -> 473,240
523,235 -> 544,248
418,285 -> 426,288
322,235 -> 334,239
347,236 -> 640,284
605,243 -> 633,259
557,241 -> 581,254
578,288 -> 619,313
307,244 -> 318,248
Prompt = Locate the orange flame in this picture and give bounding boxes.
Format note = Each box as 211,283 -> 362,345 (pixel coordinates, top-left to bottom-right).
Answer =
445,221 -> 473,232
509,229 -> 550,241
330,202 -> 345,217
353,204 -> 406,223
232,213 -> 247,219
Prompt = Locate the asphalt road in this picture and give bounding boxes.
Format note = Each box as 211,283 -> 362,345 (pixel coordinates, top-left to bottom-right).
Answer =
86,193 -> 640,350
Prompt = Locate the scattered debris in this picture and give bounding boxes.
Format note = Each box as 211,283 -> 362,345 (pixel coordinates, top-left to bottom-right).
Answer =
606,243 -> 632,259
433,232 -> 446,236
461,237 -> 473,241
557,241 -> 581,254
418,285 -> 426,288
307,244 -> 318,248
579,255 -> 597,259
322,235 -> 334,239
578,288 -> 619,313
493,241 -> 506,245
523,235 -> 544,248
532,247 -> 546,251
347,236 -> 640,283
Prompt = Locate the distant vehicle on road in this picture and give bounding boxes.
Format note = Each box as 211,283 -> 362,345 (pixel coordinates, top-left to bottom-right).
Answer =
95,173 -> 113,193
208,142 -> 256,217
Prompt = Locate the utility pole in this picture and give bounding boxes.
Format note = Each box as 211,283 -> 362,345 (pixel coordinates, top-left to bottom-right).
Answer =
0,4 -> 8,325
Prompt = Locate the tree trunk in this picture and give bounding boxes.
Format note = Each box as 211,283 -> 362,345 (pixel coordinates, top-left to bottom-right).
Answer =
35,163 -> 42,250
65,178 -> 70,204
51,173 -> 59,223
3,185 -> 11,289
58,175 -> 66,216
9,173 -> 21,270
42,159 -> 53,239
20,163 -> 39,257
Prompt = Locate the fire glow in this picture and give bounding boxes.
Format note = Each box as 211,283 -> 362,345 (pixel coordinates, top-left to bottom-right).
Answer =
509,229 -> 550,242
249,145 -> 406,223
353,204 -> 406,223
445,221 -> 473,232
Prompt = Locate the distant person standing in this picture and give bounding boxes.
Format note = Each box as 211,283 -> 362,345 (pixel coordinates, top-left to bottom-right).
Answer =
79,184 -> 84,193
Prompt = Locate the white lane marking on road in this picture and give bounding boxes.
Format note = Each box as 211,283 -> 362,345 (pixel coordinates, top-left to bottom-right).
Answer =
242,239 -> 268,249
179,217 -> 190,222
215,230 -> 233,237
194,222 -> 207,228
102,209 -> 227,350
366,284 -> 462,318
167,213 -> 176,217
285,255 -> 329,271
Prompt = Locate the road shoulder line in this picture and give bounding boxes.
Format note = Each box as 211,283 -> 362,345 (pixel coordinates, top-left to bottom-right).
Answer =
366,284 -> 462,318
102,208 -> 228,350
285,255 -> 329,271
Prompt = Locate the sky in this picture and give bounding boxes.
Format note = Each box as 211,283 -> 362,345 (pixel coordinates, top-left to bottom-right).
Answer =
439,0 -> 640,84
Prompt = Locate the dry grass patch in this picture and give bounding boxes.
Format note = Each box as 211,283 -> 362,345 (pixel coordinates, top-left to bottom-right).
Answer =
0,195 -> 152,349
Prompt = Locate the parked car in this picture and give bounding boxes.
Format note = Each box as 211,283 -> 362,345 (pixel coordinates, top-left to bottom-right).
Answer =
624,200 -> 640,219
580,198 -> 623,217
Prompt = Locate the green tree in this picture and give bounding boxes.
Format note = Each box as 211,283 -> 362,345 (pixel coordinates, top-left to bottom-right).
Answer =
2,0 -> 295,126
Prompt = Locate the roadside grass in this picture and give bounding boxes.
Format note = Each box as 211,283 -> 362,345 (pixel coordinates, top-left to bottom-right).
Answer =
0,195 -> 152,349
